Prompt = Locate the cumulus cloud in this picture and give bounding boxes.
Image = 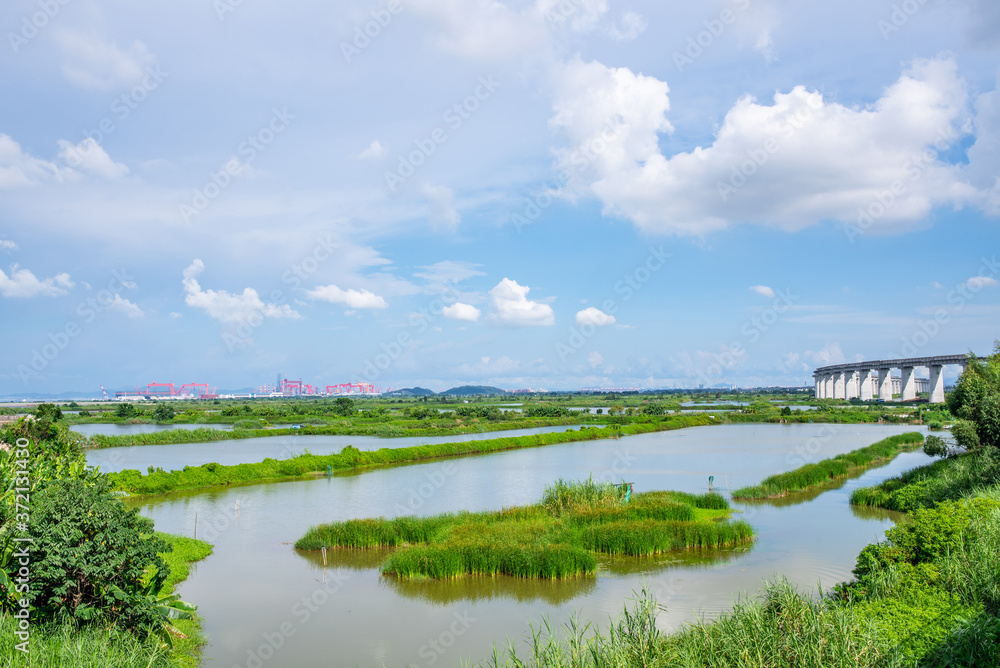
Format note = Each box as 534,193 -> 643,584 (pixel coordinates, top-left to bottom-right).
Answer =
0,265 -> 74,298
588,350 -> 604,368
108,294 -> 144,318
409,0 -> 547,60
182,259 -> 301,322
550,55 -> 981,236
487,278 -> 554,327
804,342 -> 846,367
749,285 -> 776,298
575,307 -> 616,326
443,302 -> 482,321
965,276 -> 999,290
607,11 -> 646,42
0,240 -> 16,251
359,140 -> 386,160
54,30 -> 157,91
306,283 -> 388,309
0,134 -> 65,187
57,138 -> 129,180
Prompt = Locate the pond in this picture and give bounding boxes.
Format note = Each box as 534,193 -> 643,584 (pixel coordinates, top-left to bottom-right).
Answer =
130,423 -> 928,667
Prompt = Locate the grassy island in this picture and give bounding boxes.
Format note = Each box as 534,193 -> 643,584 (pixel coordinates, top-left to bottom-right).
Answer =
296,478 -> 754,579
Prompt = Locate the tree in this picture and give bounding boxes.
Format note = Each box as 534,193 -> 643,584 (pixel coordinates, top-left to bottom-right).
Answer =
333,397 -> 356,417
153,403 -> 175,421
115,402 -> 139,419
946,342 -> 1000,453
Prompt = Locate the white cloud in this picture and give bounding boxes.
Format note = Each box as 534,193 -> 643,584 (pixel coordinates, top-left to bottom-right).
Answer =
0,240 -> 16,251
443,302 -> 482,321
804,342 -> 846,366
588,350 -> 604,368
359,140 -> 386,160
410,0 -> 547,60
550,56 -> 981,235
414,260 -> 485,287
749,285 -> 776,298
965,276 -> 999,290
575,306 -> 616,326
423,183 -> 461,231
607,11 -> 646,42
0,134 -> 65,188
57,138 -> 129,180
537,0 -> 608,33
108,294 -> 143,318
306,284 -> 388,309
487,278 -> 554,327
54,30 -> 157,91
169,312 -> 183,319
0,265 -> 74,298
182,259 -> 301,322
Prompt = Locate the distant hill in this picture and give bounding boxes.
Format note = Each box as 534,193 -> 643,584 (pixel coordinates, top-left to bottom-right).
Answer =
383,387 -> 436,397
439,385 -> 506,396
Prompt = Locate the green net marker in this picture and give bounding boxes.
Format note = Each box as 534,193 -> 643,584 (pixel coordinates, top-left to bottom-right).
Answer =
709,475 -> 714,490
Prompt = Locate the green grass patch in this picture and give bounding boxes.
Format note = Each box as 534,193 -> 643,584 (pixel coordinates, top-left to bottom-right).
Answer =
732,432 -> 925,500
296,480 -> 751,579
106,415 -> 717,496
851,449 -> 1000,513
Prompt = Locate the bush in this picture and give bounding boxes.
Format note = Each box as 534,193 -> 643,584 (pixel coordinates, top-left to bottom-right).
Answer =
27,478 -> 171,631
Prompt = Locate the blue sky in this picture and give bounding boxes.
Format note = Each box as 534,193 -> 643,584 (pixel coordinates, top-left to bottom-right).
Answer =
1,0 -> 999,395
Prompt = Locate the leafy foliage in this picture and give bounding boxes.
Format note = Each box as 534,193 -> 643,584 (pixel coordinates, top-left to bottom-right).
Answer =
946,342 -> 1000,453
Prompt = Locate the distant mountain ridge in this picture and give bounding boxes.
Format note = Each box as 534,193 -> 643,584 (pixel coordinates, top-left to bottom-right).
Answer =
439,385 -> 506,396
382,387 -> 436,397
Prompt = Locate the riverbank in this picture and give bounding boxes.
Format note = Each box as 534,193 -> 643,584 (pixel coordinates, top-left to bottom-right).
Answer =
732,432 -> 925,500
81,417 -> 588,448
487,451 -> 1000,667
106,415 -> 716,496
0,532 -> 212,668
296,480 -> 752,579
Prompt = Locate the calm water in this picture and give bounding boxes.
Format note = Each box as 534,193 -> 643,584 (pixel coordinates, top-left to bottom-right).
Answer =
86,425 -> 592,473
130,423 -> 928,668
71,423 -> 233,436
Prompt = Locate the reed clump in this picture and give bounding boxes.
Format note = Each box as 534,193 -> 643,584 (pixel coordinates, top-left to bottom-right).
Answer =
296,479 -> 753,579
732,432 -> 925,500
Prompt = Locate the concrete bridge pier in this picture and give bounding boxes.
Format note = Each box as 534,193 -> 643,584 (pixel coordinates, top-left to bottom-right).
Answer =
846,370 -> 859,399
900,366 -> 917,401
834,371 -> 846,399
878,368 -> 893,401
929,365 -> 945,404
860,370 -> 874,401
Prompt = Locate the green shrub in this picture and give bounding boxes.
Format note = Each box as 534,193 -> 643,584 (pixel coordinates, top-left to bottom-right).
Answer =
26,478 -> 171,631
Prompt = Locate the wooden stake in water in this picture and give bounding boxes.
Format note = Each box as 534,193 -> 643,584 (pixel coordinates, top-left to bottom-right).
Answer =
321,547 -> 327,567
235,500 -> 240,516
194,512 -> 198,539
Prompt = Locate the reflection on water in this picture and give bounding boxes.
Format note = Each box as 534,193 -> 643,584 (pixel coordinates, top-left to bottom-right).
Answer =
596,545 -> 752,576
131,423 -> 931,668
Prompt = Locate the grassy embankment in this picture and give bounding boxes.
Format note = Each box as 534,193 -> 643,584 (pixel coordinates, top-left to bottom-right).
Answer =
82,418 -> 586,449
296,478 -> 753,579
731,432 -> 925,500
0,533 -> 212,668
483,451 -> 1000,667
106,415 -> 715,496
